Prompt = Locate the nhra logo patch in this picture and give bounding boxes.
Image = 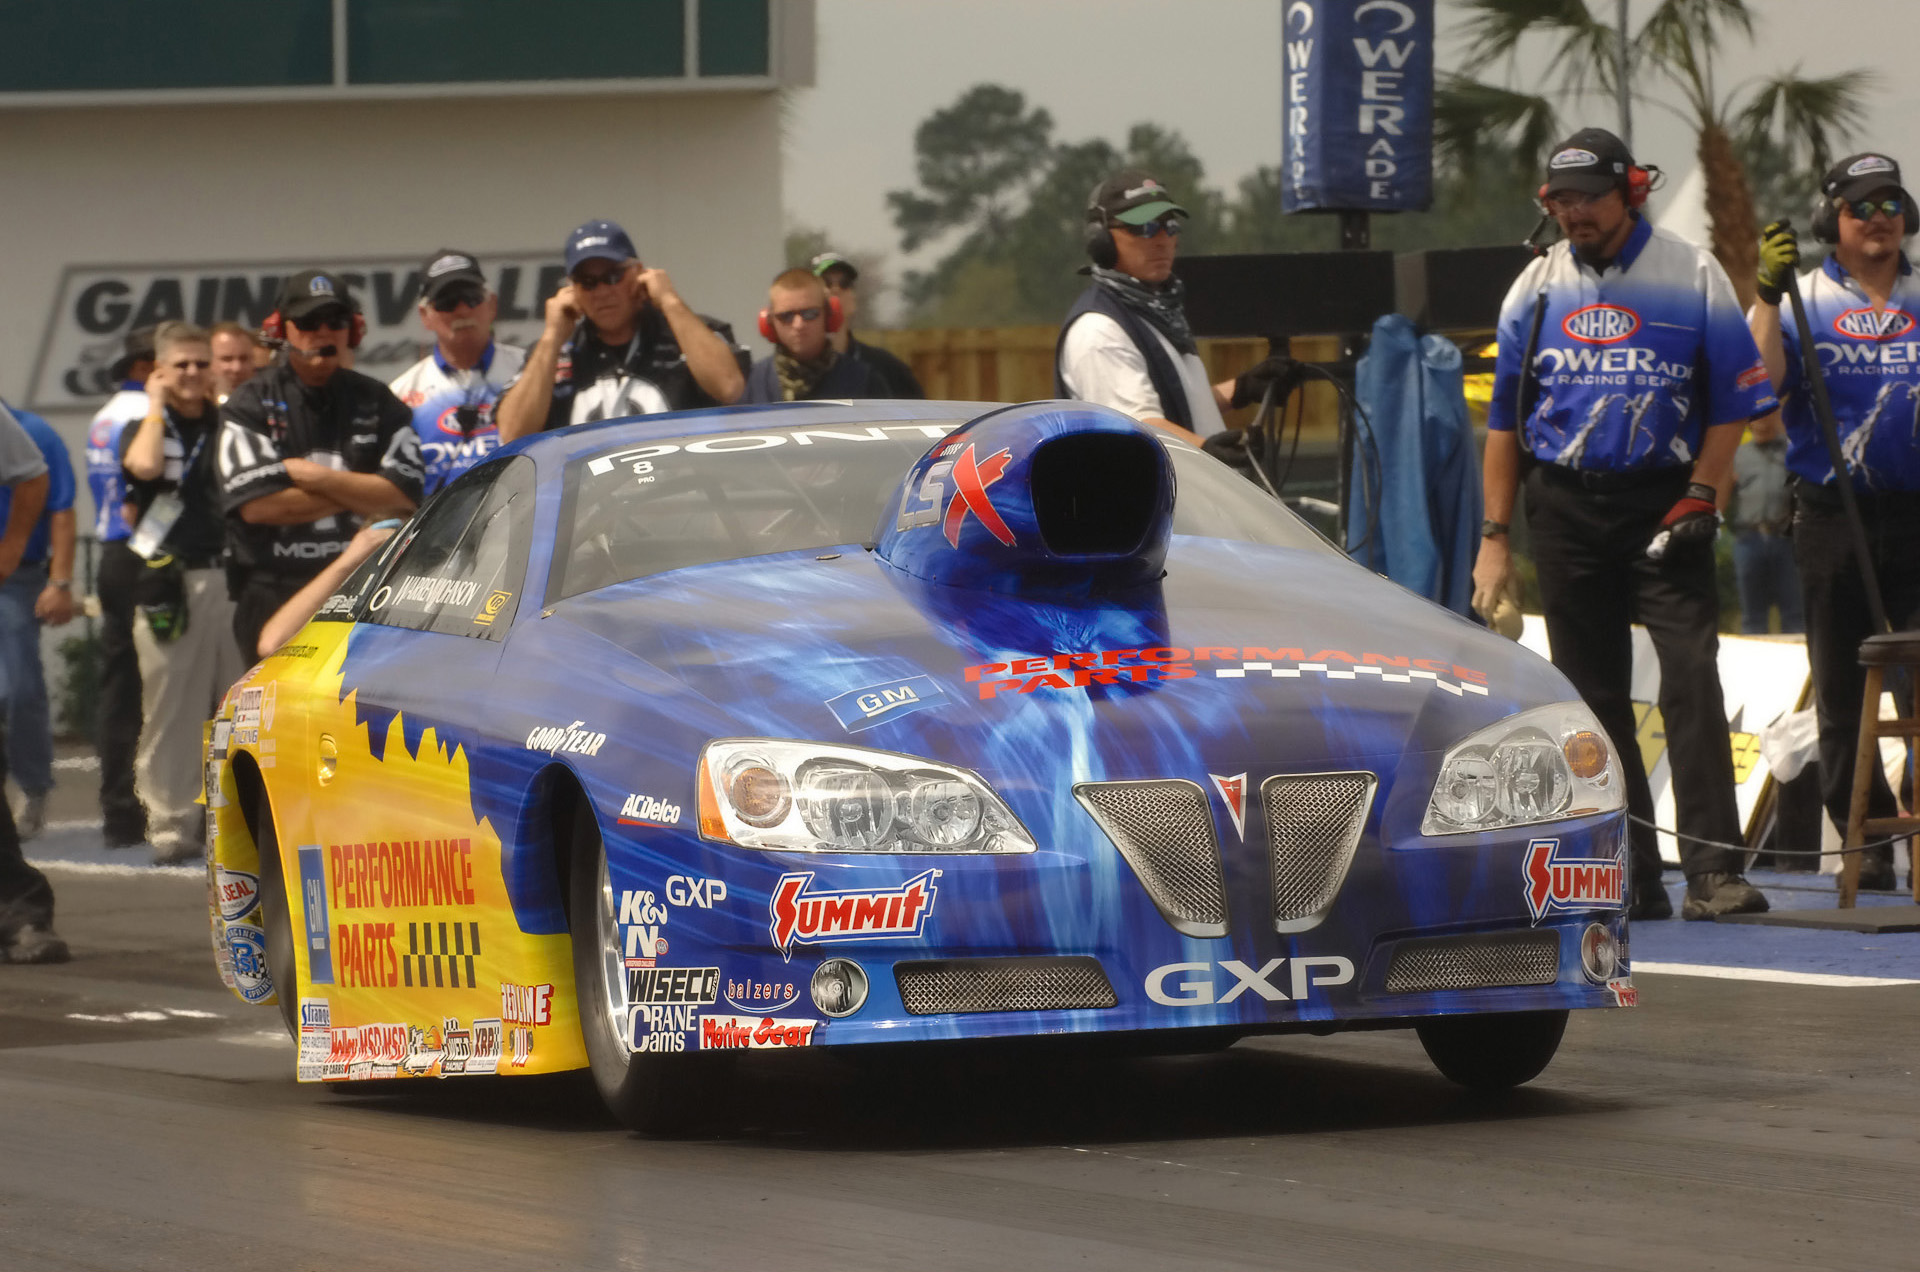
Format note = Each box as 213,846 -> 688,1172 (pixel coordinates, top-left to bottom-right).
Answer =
1833,307 -> 1916,340
769,869 -> 939,960
1562,304 -> 1640,344
1523,837 -> 1625,923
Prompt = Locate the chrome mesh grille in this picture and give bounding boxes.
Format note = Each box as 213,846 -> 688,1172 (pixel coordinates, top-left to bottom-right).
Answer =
1074,780 -> 1228,937
894,958 -> 1118,1015
1263,773 -> 1376,931
1384,930 -> 1560,994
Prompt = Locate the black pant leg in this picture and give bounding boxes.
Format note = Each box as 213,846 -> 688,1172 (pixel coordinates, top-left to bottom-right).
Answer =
0,717 -> 53,939
231,573 -> 303,664
95,540 -> 146,843
1525,471 -> 1663,881
1628,530 -> 1745,875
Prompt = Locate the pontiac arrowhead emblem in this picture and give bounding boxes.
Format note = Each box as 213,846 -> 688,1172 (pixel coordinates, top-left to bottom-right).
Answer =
1209,772 -> 1247,841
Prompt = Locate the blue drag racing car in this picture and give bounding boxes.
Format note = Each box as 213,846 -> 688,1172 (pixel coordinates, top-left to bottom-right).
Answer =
205,398 -> 1632,1132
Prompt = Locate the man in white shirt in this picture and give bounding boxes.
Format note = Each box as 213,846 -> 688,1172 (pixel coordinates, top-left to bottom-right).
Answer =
388,250 -> 527,495
1054,169 -> 1289,440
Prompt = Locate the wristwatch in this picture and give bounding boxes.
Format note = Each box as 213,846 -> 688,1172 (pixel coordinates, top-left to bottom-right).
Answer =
48,579 -> 71,590
1481,519 -> 1510,539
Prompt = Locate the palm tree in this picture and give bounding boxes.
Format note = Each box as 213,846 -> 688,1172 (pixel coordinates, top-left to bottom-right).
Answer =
1439,0 -> 1873,307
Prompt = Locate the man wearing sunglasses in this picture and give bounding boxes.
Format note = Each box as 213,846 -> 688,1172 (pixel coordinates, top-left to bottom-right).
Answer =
743,267 -> 882,403
389,250 -> 526,495
811,252 -> 924,398
1476,128 -> 1779,921
218,270 -> 423,658
122,322 -> 245,865
495,219 -> 747,443
1748,152 -> 1920,893
1056,169 -> 1289,442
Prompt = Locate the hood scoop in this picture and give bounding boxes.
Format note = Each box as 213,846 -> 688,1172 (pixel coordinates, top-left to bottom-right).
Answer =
874,401 -> 1175,597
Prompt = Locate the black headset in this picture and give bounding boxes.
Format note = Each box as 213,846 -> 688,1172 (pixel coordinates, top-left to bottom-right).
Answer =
1083,187 -> 1120,269
1811,187 -> 1919,244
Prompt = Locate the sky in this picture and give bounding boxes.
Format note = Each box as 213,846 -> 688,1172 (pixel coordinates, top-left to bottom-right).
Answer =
782,0 -> 1920,316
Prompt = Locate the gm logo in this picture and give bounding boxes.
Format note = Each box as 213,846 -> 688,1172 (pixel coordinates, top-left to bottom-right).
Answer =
824,675 -> 948,733
1562,304 -> 1640,344
1834,307 -> 1915,340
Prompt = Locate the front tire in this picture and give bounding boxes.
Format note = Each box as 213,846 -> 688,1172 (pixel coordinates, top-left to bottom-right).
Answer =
565,799 -> 707,1133
1416,1010 -> 1568,1090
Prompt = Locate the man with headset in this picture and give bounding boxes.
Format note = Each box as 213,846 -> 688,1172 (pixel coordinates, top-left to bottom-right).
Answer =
218,270 -> 423,658
742,267 -> 883,402
1748,153 -> 1920,891
389,249 -> 526,495
1054,169 -> 1290,441
1475,128 -> 1779,920
811,252 -> 925,398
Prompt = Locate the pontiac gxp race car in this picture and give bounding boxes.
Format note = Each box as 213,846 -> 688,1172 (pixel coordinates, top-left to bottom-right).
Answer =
204,398 -> 1634,1132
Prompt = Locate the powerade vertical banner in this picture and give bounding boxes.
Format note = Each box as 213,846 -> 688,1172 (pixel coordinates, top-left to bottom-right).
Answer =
1281,0 -> 1435,212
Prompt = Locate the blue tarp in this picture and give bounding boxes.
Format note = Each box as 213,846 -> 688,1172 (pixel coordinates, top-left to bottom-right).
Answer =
1346,313 -> 1480,617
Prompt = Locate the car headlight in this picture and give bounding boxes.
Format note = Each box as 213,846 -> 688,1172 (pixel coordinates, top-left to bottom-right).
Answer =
696,739 -> 1036,854
1421,702 -> 1623,836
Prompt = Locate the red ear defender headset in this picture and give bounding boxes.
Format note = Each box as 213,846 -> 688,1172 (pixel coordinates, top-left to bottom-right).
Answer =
261,302 -> 367,349
1532,162 -> 1661,210
757,294 -> 843,342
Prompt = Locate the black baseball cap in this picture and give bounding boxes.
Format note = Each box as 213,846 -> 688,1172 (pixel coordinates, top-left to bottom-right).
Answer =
1089,169 -> 1189,225
276,269 -> 355,322
1543,128 -> 1635,196
109,325 -> 156,381
419,249 -> 487,303
565,219 -> 638,274
1823,152 -> 1905,203
811,250 -> 858,283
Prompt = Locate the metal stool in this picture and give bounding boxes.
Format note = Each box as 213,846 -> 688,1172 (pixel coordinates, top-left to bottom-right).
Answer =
1840,631 -> 1920,907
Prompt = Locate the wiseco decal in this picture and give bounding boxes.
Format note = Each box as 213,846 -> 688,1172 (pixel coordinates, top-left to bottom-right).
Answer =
768,869 -> 939,960
964,647 -> 1489,700
1523,837 -> 1625,923
1561,303 -> 1640,344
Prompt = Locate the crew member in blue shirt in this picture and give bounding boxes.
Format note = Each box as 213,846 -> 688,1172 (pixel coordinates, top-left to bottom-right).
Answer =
0,403 -> 77,839
1748,152 -> 1920,892
1476,129 -> 1779,921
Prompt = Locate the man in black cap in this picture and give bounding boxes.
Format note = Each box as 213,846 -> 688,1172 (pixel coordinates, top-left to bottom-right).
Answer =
1748,153 -> 1920,891
811,252 -> 925,398
1476,128 -> 1779,920
389,250 -> 526,495
495,219 -> 747,443
217,269 -> 423,658
1055,169 -> 1289,441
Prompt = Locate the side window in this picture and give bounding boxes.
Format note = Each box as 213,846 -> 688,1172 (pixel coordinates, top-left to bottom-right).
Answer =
365,458 -> 535,640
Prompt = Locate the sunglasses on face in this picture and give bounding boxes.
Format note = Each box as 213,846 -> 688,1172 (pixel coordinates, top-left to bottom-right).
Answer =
168,359 -> 210,371
292,311 -> 351,332
772,307 -> 823,325
1846,197 -> 1905,222
1541,190 -> 1610,213
1119,218 -> 1183,240
571,263 -> 631,292
430,284 -> 487,312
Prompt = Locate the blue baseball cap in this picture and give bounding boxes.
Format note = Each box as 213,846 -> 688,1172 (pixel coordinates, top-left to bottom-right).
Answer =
565,220 -> 637,274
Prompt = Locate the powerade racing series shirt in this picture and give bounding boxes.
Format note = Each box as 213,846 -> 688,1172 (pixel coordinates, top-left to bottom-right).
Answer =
218,361 -> 424,581
389,341 -> 526,495
1776,253 -> 1920,490
522,306 -> 749,430
0,404 -> 73,563
87,384 -> 146,541
1489,216 -> 1778,470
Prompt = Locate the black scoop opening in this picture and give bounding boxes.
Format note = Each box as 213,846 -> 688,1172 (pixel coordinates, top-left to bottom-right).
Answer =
1030,432 -> 1163,558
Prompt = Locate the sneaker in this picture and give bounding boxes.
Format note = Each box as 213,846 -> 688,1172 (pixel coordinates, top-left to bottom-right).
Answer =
5,924 -> 70,964
1629,880 -> 1673,920
1857,855 -> 1897,892
15,793 -> 45,840
1681,872 -> 1770,920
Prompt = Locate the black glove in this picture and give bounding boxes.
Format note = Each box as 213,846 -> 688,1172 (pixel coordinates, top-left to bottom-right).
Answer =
1230,354 -> 1299,410
1646,482 -> 1721,559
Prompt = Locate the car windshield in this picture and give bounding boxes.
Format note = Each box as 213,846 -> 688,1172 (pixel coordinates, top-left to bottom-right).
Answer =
554,419 -> 1335,599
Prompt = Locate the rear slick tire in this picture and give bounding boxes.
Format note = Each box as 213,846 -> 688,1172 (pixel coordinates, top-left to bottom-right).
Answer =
254,796 -> 300,1041
1416,1010 -> 1568,1090
565,801 -> 706,1134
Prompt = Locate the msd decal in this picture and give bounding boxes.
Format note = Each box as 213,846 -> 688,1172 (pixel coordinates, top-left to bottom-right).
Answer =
1523,838 -> 1625,923
942,444 -> 1014,548
1834,307 -> 1916,340
1209,773 -> 1247,840
1562,304 -> 1640,345
769,869 -> 939,960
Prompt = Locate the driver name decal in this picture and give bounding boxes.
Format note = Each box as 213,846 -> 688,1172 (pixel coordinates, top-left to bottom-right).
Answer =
964,647 -> 1490,699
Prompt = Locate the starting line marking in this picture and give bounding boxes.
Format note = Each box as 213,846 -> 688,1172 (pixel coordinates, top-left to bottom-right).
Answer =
29,859 -> 199,879
1635,960 -> 1920,988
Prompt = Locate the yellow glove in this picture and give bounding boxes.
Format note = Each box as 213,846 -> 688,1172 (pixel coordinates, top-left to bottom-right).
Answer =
1757,220 -> 1799,305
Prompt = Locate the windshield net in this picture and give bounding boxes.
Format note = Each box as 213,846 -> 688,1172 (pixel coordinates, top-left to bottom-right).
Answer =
556,420 -> 1333,599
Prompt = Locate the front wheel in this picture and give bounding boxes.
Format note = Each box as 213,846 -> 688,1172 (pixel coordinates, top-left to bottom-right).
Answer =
1415,1010 -> 1568,1090
566,799 -> 708,1133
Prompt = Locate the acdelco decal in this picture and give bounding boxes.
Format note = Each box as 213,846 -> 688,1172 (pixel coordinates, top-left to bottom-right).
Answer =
964,646 -> 1489,700
768,869 -> 939,960
1834,307 -> 1916,340
1523,837 -> 1625,922
699,1014 -> 817,1049
1561,303 -> 1639,344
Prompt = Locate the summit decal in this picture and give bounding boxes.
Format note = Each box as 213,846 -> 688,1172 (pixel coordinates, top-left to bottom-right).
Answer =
768,869 -> 939,960
1522,837 -> 1625,923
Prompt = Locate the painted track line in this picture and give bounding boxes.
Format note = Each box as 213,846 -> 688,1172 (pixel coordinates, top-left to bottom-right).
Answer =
1636,960 -> 1920,988
29,859 -> 199,879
